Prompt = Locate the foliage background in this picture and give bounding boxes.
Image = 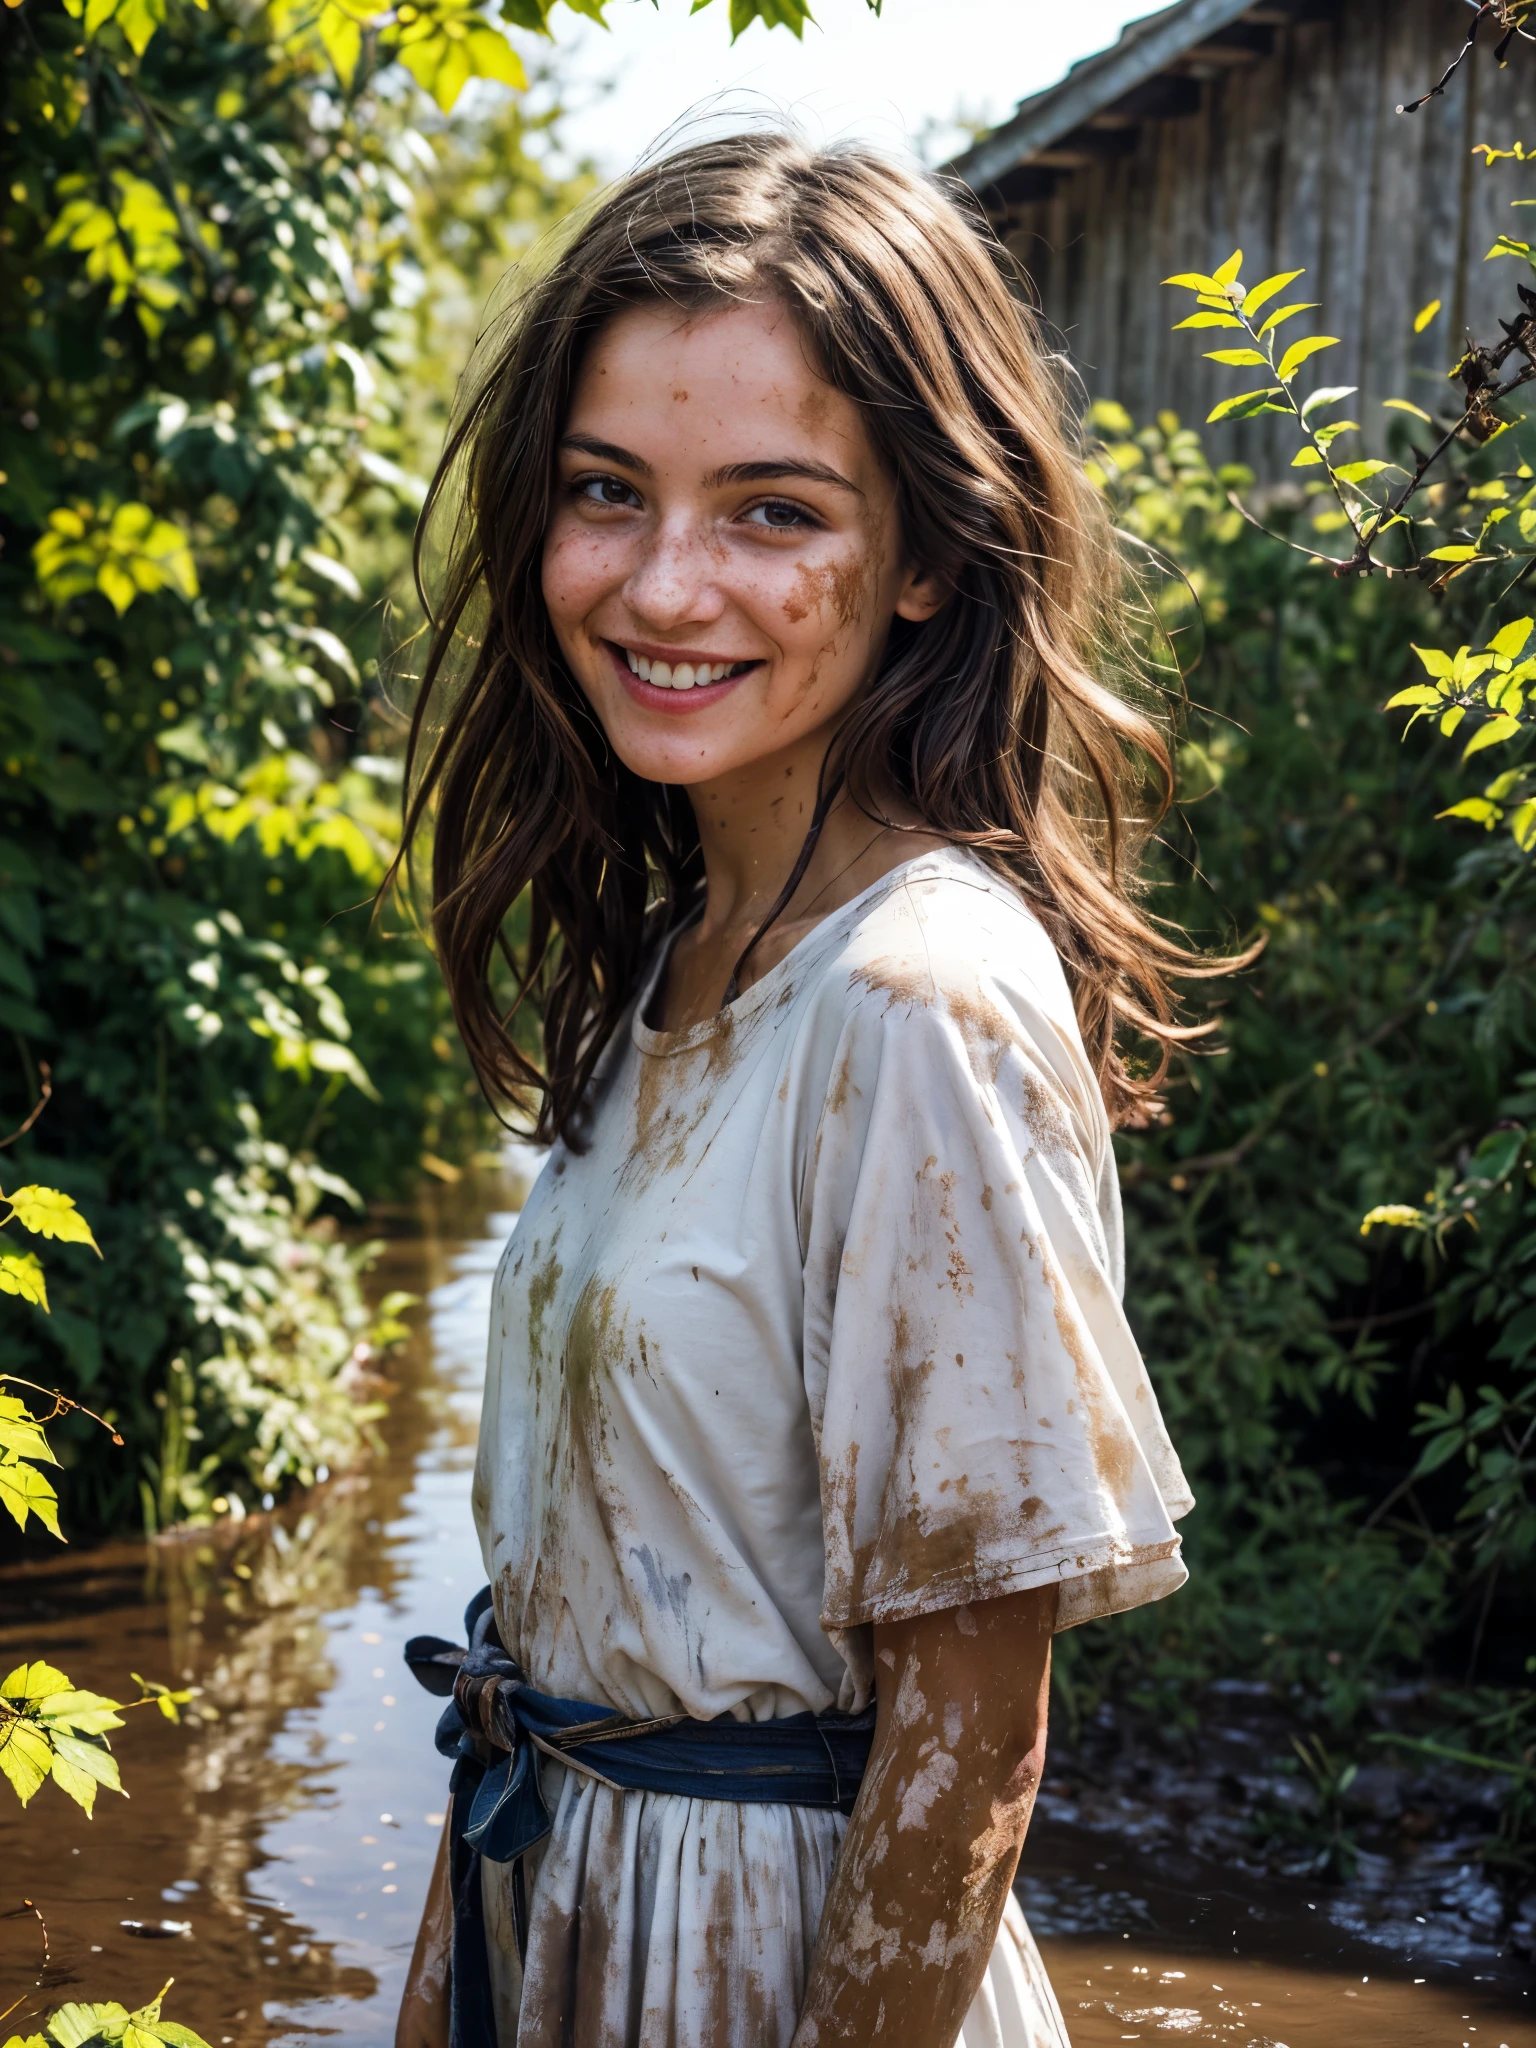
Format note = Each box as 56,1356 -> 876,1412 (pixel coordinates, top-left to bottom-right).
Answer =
0,0 -> 608,1532
1054,401 -> 1536,1874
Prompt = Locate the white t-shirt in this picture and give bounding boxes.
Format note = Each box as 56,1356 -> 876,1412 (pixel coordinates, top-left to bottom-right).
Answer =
471,846 -> 1192,2046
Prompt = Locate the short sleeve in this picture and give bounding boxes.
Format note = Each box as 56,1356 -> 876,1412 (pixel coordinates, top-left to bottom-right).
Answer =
800,938 -> 1193,1637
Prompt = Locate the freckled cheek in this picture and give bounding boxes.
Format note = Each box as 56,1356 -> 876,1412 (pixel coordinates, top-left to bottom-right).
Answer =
541,526 -> 629,622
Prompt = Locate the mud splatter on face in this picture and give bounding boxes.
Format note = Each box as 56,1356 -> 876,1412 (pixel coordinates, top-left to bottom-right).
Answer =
782,552 -> 871,630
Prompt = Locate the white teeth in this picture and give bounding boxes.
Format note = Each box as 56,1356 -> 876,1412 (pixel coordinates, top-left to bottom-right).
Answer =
624,652 -> 746,687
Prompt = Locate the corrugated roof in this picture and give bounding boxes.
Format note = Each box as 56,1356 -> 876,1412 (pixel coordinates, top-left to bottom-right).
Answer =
949,0 -> 1309,200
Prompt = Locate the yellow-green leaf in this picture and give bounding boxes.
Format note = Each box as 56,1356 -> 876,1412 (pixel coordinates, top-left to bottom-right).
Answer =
1425,545 -> 1481,562
1207,387 -> 1283,423
1204,347 -> 1269,367
1257,301 -> 1320,337
97,560 -> 138,615
1333,459 -> 1389,484
0,1415 -> 57,1466
1463,713 -> 1522,759
1441,706 -> 1467,735
0,1253 -> 47,1311
0,1716 -> 53,1806
1510,798 -> 1536,848
1361,1204 -> 1427,1233
318,0 -> 366,84
1213,248 -> 1244,287
1292,446 -> 1324,467
48,2005 -> 131,2048
112,0 -> 166,53
1173,311 -> 1242,329
1439,798 -> 1502,825
0,1462 -> 63,1540
0,1662 -> 69,1702
1488,616 -> 1533,658
48,1746 -> 104,1816
1414,298 -> 1442,333
41,1689 -> 125,1735
4,1186 -> 100,1252
1236,268 -> 1304,317
1300,385 -> 1357,421
50,1730 -> 123,1795
1277,334 -> 1341,382
1384,397 -> 1435,423
1163,270 -> 1225,293
1384,685 -> 1445,709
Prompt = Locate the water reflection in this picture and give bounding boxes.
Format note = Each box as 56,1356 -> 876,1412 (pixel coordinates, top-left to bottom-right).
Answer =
0,1163 -> 529,2046
0,1157 -> 1528,2048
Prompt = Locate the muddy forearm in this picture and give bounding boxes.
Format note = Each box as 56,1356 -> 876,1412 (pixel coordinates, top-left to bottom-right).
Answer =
791,1587 -> 1055,2048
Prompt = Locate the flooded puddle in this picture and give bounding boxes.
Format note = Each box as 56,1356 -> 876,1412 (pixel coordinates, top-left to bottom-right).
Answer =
0,1161 -> 1529,2047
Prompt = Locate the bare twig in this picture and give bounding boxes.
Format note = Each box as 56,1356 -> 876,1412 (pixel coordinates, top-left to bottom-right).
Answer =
0,1065 -> 50,1152
1399,0 -> 1498,115
0,1376 -> 124,1447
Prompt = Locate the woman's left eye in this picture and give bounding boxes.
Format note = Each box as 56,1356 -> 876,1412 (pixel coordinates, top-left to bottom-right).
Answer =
742,499 -> 815,531
576,475 -> 641,508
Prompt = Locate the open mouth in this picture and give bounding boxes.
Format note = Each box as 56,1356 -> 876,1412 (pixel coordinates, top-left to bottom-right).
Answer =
615,645 -> 758,692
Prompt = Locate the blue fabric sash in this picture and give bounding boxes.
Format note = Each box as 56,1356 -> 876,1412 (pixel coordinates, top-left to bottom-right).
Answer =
405,1587 -> 876,2048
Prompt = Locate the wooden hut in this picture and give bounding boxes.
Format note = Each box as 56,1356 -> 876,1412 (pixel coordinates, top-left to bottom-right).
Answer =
949,0 -> 1536,472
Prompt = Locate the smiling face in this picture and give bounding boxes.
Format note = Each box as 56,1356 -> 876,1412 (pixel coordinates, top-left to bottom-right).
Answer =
541,298 -> 944,791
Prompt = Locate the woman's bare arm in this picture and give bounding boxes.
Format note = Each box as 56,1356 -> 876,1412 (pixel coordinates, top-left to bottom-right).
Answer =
791,1584 -> 1056,2048
395,1804 -> 453,2048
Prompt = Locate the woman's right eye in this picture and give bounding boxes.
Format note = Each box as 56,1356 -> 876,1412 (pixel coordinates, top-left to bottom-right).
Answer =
576,475 -> 641,509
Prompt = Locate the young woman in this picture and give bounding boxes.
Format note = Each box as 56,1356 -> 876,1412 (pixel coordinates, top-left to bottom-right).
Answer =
394,131 -> 1202,2048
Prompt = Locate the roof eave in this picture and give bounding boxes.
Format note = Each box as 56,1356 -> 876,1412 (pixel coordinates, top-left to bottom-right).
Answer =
949,0 -> 1262,194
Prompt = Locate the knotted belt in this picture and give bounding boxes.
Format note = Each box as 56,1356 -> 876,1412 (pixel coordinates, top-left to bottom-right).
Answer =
406,1587 -> 876,2048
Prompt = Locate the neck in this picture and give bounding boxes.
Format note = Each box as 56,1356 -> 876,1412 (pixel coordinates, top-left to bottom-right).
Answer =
685,724 -> 856,940
656,725 -> 944,1029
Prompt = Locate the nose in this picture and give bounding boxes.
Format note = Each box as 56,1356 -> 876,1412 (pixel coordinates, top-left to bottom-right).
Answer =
620,512 -> 726,634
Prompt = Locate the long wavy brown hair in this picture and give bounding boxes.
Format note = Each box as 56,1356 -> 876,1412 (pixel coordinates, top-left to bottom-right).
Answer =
391,128 -> 1220,1145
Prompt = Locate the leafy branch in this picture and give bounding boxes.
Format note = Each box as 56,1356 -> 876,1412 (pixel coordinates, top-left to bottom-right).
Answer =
0,1163 -> 196,1813
1163,249 -> 1536,584
3,1977 -> 210,2048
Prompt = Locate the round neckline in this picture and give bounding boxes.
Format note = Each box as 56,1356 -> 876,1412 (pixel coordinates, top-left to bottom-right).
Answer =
630,847 -> 974,1059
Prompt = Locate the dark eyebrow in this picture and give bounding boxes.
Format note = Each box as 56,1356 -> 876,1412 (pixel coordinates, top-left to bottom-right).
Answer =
560,434 -> 652,475
704,458 -> 863,496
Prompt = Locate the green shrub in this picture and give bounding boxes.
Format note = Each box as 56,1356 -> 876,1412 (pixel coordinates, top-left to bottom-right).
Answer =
1059,414 -> 1534,1829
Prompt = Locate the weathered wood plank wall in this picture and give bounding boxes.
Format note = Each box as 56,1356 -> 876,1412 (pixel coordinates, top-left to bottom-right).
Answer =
1001,0 -> 1536,473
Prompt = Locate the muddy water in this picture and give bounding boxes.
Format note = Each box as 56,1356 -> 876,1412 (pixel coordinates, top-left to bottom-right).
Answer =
0,1161 -> 1529,2048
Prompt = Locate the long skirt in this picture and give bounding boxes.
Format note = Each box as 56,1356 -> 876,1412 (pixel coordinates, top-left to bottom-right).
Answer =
480,1759 -> 1071,2048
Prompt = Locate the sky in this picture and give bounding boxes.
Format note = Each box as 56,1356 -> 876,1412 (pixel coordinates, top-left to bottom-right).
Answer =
540,0 -> 1162,177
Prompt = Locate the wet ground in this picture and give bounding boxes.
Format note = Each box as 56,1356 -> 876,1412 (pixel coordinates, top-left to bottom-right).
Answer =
0,1158 -> 1530,2048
